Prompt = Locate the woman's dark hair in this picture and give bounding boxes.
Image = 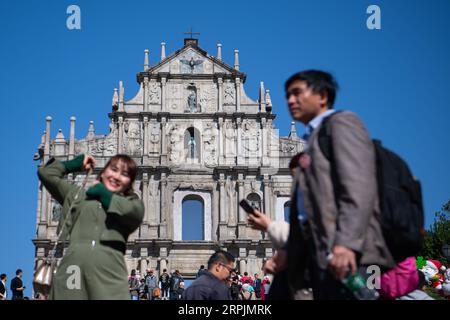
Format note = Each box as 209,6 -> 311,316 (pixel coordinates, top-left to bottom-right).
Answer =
289,152 -> 303,170
99,154 -> 137,195
285,70 -> 339,108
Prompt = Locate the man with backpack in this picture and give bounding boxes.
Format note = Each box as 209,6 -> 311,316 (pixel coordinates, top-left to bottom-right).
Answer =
282,70 -> 422,300
169,270 -> 183,300
159,269 -> 171,300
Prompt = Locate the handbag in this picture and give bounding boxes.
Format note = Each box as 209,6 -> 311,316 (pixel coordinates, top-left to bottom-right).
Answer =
33,169 -> 92,297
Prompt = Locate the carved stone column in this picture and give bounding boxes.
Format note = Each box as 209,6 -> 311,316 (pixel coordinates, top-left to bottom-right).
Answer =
160,117 -> 167,165
143,77 -> 149,112
218,174 -> 228,240
143,116 -> 149,158
149,174 -> 159,238
141,173 -> 150,238
236,117 -> 243,165
237,173 -> 246,239
118,116 -> 124,154
235,77 -> 241,112
140,247 -> 148,273
160,77 -> 167,112
217,118 -> 223,165
261,118 -> 269,166
217,77 -> 223,112
159,173 -> 168,238
263,174 -> 272,220
69,116 -> 76,160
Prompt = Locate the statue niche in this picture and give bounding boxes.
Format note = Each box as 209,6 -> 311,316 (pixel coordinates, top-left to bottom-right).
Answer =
185,85 -> 200,113
184,127 -> 201,163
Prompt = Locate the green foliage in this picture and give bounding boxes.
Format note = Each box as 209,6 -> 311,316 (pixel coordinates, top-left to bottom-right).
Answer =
420,199 -> 450,265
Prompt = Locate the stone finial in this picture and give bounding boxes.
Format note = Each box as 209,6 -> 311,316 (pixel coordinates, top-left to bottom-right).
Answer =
217,43 -> 222,61
69,117 -> 76,159
112,88 -> 119,109
54,129 -> 66,156
234,49 -> 239,70
41,130 -> 46,145
161,42 -> 166,60
55,129 -> 65,142
265,89 -> 272,103
87,121 -> 95,140
119,81 -> 124,111
259,81 -> 266,113
289,121 -> 298,139
265,89 -> 273,113
44,117 -> 52,157
144,49 -> 149,71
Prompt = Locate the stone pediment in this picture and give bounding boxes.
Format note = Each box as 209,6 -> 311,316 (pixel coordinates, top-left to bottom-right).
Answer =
146,45 -> 242,77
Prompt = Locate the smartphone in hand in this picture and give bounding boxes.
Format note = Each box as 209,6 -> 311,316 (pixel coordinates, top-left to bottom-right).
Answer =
239,199 -> 256,215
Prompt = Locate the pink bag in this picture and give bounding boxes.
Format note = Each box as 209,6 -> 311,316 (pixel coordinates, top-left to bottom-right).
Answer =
379,256 -> 419,299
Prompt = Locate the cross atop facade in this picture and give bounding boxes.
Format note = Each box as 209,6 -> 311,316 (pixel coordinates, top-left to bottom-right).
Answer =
184,27 -> 200,39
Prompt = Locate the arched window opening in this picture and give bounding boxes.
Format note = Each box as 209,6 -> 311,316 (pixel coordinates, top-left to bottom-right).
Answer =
182,195 -> 204,240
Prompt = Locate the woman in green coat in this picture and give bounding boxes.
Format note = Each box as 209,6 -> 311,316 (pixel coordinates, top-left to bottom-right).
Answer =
38,154 -> 144,300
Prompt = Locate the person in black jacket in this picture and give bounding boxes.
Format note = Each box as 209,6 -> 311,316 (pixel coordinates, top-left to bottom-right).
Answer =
10,269 -> 25,300
0,274 -> 7,300
182,250 -> 235,300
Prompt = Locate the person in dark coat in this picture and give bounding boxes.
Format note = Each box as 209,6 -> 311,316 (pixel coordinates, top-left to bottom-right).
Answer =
182,250 -> 235,300
10,269 -> 25,300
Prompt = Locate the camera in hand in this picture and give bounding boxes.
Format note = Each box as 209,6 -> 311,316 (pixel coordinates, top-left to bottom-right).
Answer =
239,199 -> 256,215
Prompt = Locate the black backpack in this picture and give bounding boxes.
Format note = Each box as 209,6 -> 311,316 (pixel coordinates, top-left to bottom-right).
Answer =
318,111 -> 425,263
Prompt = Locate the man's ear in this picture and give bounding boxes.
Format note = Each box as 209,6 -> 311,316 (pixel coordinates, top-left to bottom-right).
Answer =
319,91 -> 329,108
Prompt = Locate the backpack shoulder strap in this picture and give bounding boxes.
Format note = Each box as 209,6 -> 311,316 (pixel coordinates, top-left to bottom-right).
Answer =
318,110 -> 345,161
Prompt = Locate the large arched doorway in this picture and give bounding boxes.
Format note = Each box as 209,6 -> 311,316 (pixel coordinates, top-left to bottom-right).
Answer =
182,195 -> 204,240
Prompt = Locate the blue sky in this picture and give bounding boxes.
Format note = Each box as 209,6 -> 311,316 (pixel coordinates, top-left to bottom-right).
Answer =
0,0 -> 449,297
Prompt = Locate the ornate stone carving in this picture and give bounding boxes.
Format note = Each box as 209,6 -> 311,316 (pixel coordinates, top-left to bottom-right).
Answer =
74,141 -> 88,155
179,52 -> 204,74
148,82 -> 160,104
242,120 -> 260,154
89,138 -> 106,156
103,123 -> 118,156
203,122 -> 217,166
149,122 -> 160,154
52,201 -> 62,222
225,121 -> 236,158
175,182 -> 213,191
224,82 -> 235,105
168,124 -> 183,163
124,121 -> 142,155
282,141 -> 296,153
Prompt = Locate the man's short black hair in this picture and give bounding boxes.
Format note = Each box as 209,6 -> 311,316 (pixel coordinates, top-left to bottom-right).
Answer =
200,265 -> 205,269
285,70 -> 339,108
0,274 -> 6,280
16,269 -> 22,275
207,250 -> 235,270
